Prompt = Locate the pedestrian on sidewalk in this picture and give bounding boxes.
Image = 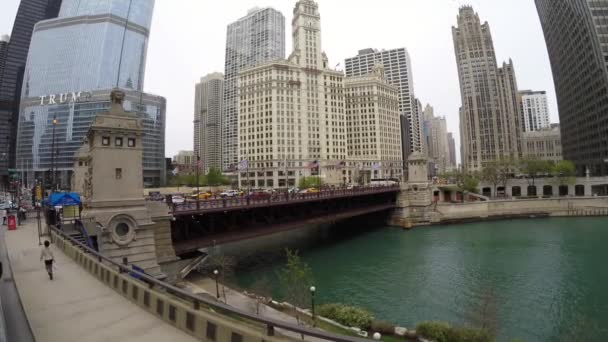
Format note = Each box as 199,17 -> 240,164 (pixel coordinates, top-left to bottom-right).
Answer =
40,240 -> 54,280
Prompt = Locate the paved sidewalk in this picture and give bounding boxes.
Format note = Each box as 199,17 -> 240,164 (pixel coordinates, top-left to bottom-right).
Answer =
5,221 -> 197,342
187,276 -> 325,342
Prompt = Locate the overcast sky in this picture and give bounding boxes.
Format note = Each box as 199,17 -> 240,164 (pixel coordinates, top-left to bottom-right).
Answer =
1,0 -> 558,162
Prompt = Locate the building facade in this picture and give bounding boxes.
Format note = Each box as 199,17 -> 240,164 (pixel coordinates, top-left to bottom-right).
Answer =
519,90 -> 550,132
345,48 -> 418,162
345,65 -> 402,182
15,0 -> 165,188
237,0 -> 347,188
172,150 -> 195,175
535,0 -> 608,175
0,35 -> 8,85
194,73 -> 223,172
453,6 -> 522,171
223,7 -> 286,172
16,89 -> 166,188
422,104 -> 450,173
0,0 -> 62,185
522,124 -> 562,163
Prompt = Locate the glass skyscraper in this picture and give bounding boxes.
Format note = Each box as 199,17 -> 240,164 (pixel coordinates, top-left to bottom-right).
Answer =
0,0 -> 62,185
15,0 -> 166,187
223,7 -> 285,171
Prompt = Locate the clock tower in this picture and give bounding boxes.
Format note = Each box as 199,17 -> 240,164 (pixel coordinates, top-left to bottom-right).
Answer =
292,0 -> 323,69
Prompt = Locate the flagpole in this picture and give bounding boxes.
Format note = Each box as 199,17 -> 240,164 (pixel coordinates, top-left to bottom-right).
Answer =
196,154 -> 200,210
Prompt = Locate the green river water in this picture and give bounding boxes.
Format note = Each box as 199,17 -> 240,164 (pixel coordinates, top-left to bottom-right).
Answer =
228,217 -> 608,341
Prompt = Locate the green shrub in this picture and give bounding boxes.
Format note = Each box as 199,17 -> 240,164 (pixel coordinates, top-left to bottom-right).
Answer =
371,320 -> 396,335
416,321 -> 451,342
317,303 -> 373,329
416,322 -> 494,342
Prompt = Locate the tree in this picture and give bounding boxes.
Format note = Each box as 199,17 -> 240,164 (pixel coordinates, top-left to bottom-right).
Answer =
207,249 -> 236,304
298,176 -> 323,189
441,169 -> 480,201
481,162 -> 500,198
206,168 -> 229,186
552,160 -> 576,186
519,157 -> 553,185
249,276 -> 271,315
278,249 -> 314,332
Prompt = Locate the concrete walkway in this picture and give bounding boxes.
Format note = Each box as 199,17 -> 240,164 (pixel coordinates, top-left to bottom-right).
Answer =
4,220 -> 197,342
187,276 -> 326,342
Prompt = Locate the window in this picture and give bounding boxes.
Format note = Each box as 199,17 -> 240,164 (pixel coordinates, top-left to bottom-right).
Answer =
115,137 -> 123,146
128,138 -> 136,147
102,136 -> 110,146
116,168 -> 122,180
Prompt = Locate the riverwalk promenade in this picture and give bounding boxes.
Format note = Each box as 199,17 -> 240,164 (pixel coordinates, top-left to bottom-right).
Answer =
2,220 -> 197,342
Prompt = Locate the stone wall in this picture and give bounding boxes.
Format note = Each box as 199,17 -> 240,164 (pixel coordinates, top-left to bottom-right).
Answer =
389,196 -> 608,228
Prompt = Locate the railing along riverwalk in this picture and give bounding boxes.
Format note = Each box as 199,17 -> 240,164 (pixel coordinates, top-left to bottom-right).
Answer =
50,226 -> 370,342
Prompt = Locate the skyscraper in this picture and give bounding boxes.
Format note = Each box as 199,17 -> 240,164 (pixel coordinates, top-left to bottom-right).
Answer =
0,0 -> 62,185
422,104 -> 450,173
535,0 -> 608,175
447,132 -> 457,169
453,6 -> 522,171
223,7 -> 285,171
0,35 -> 8,83
237,0 -> 347,188
345,48 -> 418,162
194,73 -> 223,172
345,64 -> 403,181
15,0 -> 166,187
519,90 -> 550,132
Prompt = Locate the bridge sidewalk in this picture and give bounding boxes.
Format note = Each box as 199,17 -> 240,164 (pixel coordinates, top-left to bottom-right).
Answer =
5,221 -> 197,342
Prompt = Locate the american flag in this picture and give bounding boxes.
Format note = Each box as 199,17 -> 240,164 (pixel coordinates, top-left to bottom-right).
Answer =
372,162 -> 381,170
238,159 -> 249,170
336,160 -> 346,168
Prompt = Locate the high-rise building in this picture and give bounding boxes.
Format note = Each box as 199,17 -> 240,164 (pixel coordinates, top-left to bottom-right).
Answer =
447,132 -> 457,169
453,6 -> 522,171
0,35 -> 8,83
422,104 -> 450,173
0,0 -> 62,185
522,123 -> 562,163
172,150 -> 195,175
345,64 -> 403,182
519,90 -> 550,132
535,0 -> 608,175
15,0 -> 166,188
237,0 -> 347,188
194,73 -> 223,173
345,48 -> 418,162
223,7 -> 286,172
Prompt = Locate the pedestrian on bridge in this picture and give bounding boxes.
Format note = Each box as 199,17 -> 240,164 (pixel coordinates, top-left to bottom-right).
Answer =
40,240 -> 55,280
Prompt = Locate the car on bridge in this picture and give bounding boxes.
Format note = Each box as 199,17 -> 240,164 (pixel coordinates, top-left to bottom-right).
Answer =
191,191 -> 213,200
247,191 -> 271,200
220,190 -> 243,198
171,194 -> 185,204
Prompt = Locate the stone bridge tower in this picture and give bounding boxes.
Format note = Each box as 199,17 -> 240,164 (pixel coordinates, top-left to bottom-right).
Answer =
75,89 -> 176,278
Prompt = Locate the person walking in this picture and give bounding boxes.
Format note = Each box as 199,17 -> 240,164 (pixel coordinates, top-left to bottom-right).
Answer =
40,240 -> 54,280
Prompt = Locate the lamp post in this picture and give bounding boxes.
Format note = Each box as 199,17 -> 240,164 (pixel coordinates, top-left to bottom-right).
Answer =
309,286 -> 316,327
196,154 -> 200,210
51,116 -> 58,191
373,332 -> 382,340
213,269 -> 220,299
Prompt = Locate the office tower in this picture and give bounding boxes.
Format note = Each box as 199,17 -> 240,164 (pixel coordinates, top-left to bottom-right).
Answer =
223,7 -> 285,172
345,64 -> 403,182
173,150 -> 195,175
237,0 -> 347,188
422,104 -> 449,173
0,35 -> 8,83
453,6 -> 522,171
447,132 -> 457,169
194,73 -> 223,172
345,47 -> 418,163
535,0 -> 608,175
15,0 -> 166,188
0,0 -> 62,185
519,90 -> 550,132
522,123 -> 562,163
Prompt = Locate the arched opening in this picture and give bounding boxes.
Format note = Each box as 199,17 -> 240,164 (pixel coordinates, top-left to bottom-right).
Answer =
559,185 -> 569,197
543,185 -> 553,197
497,186 -> 505,198
527,185 -> 537,197
575,185 -> 585,196
482,187 -> 492,198
512,186 -> 521,197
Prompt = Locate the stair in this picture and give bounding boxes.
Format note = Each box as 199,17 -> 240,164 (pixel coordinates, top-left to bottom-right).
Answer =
68,232 -> 88,249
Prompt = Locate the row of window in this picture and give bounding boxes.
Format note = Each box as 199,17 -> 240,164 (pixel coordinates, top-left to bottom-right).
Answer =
102,136 -> 136,147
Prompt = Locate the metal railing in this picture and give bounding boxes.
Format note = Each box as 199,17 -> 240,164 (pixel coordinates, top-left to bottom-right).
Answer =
172,185 -> 400,214
50,226 -> 369,342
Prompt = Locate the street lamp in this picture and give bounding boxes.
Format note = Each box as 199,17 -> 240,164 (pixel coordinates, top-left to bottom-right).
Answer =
213,269 -> 220,299
372,332 -> 382,340
309,286 -> 316,327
